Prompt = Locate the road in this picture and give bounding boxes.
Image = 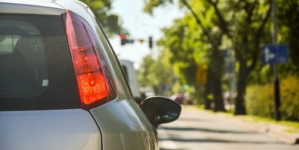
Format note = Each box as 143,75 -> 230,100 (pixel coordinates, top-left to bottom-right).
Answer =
157,106 -> 299,150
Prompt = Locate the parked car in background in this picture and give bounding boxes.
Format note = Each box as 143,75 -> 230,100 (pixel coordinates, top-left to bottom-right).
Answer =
119,59 -> 143,104
170,93 -> 185,104
0,0 -> 181,149
140,87 -> 155,99
170,92 -> 192,105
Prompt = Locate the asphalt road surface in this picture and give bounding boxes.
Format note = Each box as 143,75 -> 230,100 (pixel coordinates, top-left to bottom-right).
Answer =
157,106 -> 299,150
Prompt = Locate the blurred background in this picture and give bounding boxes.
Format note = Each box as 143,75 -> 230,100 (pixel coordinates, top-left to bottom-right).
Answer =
82,0 -> 299,122
84,0 -> 299,150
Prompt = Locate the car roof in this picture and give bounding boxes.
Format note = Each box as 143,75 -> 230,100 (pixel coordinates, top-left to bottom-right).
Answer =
0,0 -> 96,26
0,0 -> 61,9
0,0 -> 54,2
0,0 -> 64,15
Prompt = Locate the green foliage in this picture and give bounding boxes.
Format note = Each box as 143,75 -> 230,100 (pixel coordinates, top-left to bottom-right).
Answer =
280,76 -> 299,121
80,0 -> 126,37
246,75 -> 299,121
138,52 -> 174,96
246,84 -> 273,118
138,54 -> 154,87
158,18 -> 200,86
171,81 -> 184,93
248,0 -> 299,84
276,1 -> 299,75
143,0 -> 174,15
142,0 -> 299,114
144,0 -> 228,104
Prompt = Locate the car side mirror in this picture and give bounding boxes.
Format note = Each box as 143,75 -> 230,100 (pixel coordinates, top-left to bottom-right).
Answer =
140,96 -> 181,128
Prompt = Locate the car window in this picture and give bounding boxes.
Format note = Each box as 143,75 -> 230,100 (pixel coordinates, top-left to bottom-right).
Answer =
0,34 -> 20,54
0,15 -> 79,111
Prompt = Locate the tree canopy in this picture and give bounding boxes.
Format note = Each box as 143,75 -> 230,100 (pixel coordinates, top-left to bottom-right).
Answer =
140,0 -> 299,116
80,0 -> 126,37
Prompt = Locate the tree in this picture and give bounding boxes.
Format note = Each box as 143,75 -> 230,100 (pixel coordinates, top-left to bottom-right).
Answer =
276,1 -> 299,75
144,0 -> 227,111
143,0 -> 275,115
138,53 -> 173,96
186,0 -> 271,115
226,0 -> 271,115
80,0 -> 127,37
246,1 -> 299,85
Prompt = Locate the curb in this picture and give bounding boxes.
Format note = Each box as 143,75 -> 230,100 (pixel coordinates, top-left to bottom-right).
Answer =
182,106 -> 299,145
226,115 -> 299,145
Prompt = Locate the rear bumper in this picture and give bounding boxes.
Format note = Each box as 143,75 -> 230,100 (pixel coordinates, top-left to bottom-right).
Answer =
0,109 -> 101,150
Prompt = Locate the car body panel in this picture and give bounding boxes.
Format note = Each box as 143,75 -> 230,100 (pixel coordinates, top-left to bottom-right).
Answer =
56,0 -> 95,24
88,13 -> 159,148
91,99 -> 158,150
0,109 -> 101,150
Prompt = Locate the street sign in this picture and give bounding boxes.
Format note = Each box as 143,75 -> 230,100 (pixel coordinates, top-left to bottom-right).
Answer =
196,66 -> 206,85
262,44 -> 288,64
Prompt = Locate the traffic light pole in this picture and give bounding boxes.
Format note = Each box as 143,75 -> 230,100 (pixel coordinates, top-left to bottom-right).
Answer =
271,0 -> 281,121
119,34 -> 153,49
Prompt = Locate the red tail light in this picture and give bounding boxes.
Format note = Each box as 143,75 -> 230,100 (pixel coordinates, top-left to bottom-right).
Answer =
63,10 -> 115,109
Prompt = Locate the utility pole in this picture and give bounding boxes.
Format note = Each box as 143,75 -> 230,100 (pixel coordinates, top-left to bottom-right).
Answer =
271,0 -> 281,121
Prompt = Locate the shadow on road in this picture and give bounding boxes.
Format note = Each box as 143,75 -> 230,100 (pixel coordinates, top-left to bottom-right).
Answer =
178,118 -> 214,122
160,149 -> 188,150
160,126 -> 257,134
158,136 -> 282,145
158,126 -> 283,145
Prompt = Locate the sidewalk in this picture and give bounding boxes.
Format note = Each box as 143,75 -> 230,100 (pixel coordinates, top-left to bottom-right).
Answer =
182,105 -> 299,146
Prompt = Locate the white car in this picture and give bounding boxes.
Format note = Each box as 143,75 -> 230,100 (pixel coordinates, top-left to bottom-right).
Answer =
0,0 -> 181,149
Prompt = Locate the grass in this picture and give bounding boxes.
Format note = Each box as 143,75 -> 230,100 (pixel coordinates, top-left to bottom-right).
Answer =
239,114 -> 299,129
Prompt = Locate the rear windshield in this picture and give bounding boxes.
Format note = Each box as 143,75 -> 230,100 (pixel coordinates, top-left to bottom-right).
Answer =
0,15 -> 79,110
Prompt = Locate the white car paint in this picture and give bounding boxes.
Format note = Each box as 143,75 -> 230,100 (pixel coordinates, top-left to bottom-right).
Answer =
0,109 -> 101,150
91,99 -> 158,150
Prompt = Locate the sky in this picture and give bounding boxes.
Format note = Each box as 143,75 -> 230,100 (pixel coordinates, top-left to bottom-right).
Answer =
108,0 -> 184,69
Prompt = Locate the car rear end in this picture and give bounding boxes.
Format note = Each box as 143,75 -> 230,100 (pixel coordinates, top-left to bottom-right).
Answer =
0,0 -> 157,150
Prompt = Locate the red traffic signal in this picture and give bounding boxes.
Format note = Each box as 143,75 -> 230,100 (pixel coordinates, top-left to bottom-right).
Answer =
120,34 -> 134,46
120,34 -> 126,45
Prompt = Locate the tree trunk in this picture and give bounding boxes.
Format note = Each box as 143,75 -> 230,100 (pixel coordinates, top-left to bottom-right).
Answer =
204,66 -> 212,110
212,72 -> 226,112
234,61 -> 248,115
209,44 -> 225,112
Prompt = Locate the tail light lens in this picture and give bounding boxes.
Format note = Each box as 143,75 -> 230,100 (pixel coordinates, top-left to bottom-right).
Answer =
63,10 -> 116,110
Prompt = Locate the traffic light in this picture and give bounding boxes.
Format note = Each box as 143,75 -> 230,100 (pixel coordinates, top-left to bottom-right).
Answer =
120,34 -> 126,45
120,34 -> 134,46
149,36 -> 153,49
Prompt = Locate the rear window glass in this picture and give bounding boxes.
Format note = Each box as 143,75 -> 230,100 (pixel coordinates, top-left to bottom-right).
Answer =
0,34 -> 20,53
0,15 -> 79,110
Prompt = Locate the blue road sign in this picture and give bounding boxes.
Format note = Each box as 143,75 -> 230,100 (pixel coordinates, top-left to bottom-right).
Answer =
262,44 -> 288,64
